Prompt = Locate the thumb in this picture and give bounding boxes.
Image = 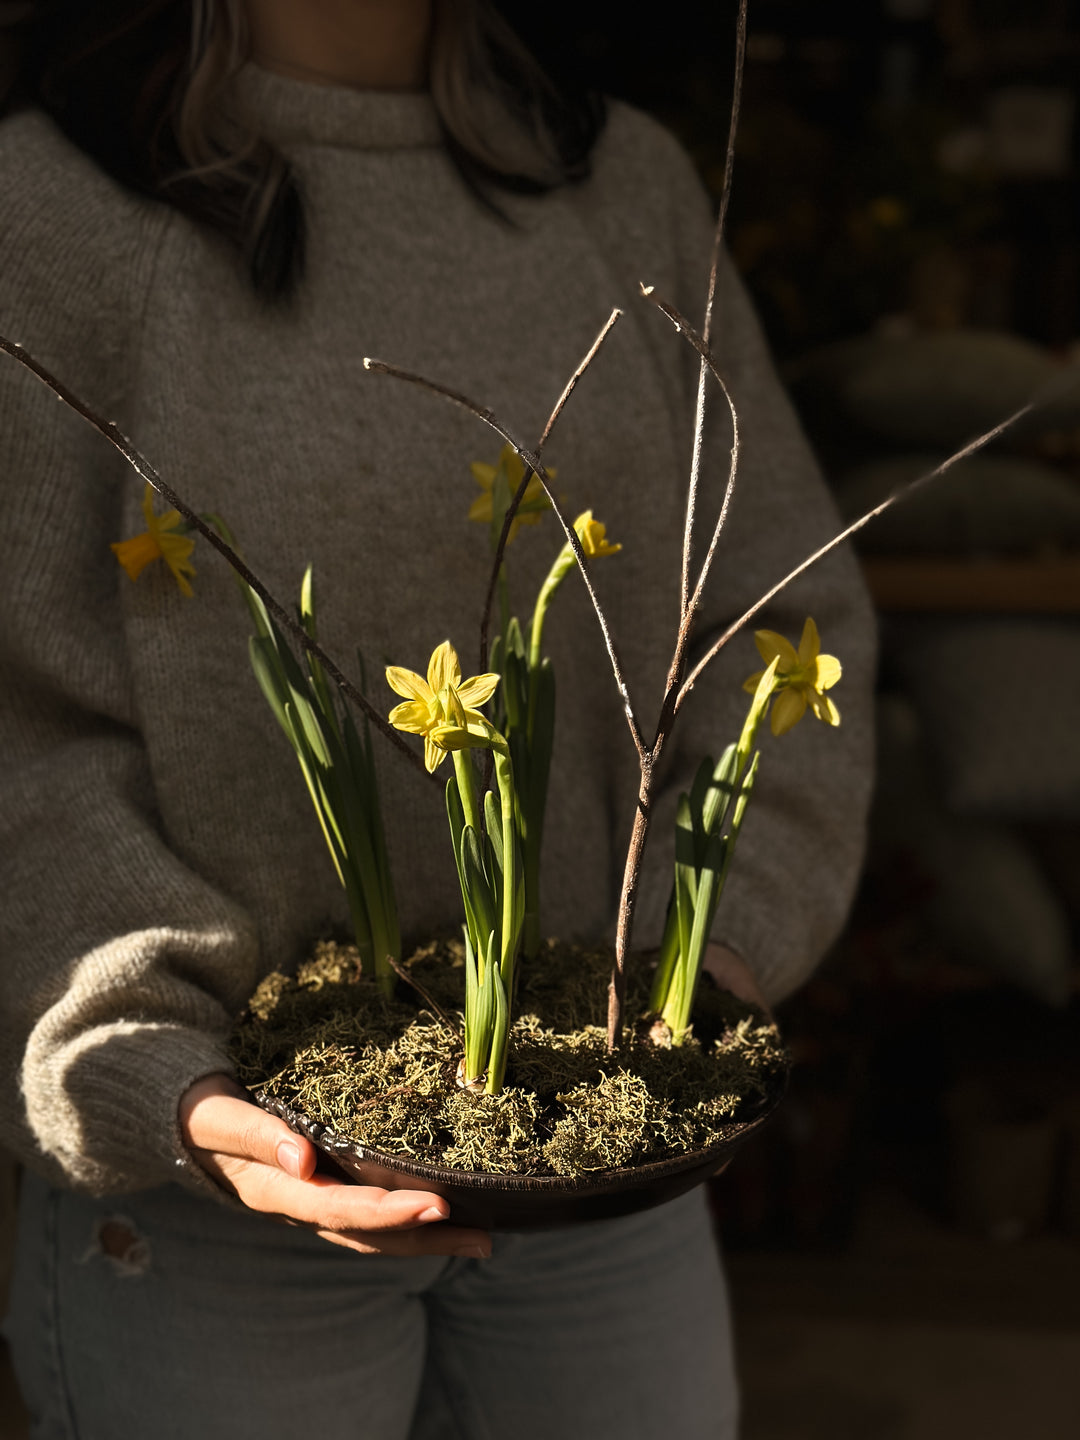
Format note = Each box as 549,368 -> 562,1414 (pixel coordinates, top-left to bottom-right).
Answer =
179,1072 -> 318,1180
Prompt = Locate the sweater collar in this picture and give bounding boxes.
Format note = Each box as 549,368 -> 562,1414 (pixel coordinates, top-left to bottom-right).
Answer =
234,64 -> 443,151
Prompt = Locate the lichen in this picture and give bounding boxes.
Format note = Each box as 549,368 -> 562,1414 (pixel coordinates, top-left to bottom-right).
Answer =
229,939 -> 788,1177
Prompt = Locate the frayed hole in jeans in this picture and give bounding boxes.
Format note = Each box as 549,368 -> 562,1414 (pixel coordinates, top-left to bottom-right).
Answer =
80,1216 -> 151,1276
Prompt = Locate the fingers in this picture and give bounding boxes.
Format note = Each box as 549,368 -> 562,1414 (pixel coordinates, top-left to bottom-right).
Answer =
197,1152 -> 491,1256
210,1160 -> 445,1232
180,1073 -> 317,1180
181,1073 -> 493,1260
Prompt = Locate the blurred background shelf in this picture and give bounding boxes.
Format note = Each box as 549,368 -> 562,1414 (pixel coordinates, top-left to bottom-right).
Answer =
862,553 -> 1080,610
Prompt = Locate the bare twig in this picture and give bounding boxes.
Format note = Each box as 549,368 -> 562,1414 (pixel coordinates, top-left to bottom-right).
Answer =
478,307 -> 623,671
0,335 -> 433,779
675,403 -> 1036,713
678,0 -> 748,616
642,286 -> 741,727
385,954 -> 462,1034
354,1084 -> 417,1112
364,356 -> 646,760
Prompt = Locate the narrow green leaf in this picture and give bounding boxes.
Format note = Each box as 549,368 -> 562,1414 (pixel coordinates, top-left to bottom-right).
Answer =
702,743 -> 740,838
485,964 -> 510,1094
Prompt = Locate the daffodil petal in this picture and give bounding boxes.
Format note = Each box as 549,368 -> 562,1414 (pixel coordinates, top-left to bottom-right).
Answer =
159,533 -> 196,596
140,483 -> 156,529
385,666 -> 431,702
457,672 -> 500,709
470,462 -> 496,488
500,447 -> 525,486
156,507 -> 185,535
427,641 -> 462,694
754,629 -> 799,670
742,669 -> 765,694
423,736 -> 446,773
814,653 -> 842,690
796,617 -> 821,667
808,692 -> 841,727
159,532 -> 193,564
468,493 -> 492,524
771,687 -> 807,736
388,700 -> 431,734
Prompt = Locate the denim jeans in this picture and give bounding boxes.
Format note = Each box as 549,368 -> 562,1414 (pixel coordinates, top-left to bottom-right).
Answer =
4,1172 -> 737,1440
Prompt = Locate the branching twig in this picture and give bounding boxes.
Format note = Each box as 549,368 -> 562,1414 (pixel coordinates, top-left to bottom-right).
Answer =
385,954 -> 462,1035
642,286 -> 741,728
0,336 -> 434,779
674,403 -> 1037,712
354,1084 -> 417,1113
679,0 -> 748,616
478,307 -> 623,671
364,356 -> 646,761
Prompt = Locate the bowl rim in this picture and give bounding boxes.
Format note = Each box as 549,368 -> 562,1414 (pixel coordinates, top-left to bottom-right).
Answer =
255,1072 -> 785,1196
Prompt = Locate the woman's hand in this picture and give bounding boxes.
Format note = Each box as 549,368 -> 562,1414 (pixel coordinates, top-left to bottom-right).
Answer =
179,1073 -> 491,1259
702,942 -> 772,1017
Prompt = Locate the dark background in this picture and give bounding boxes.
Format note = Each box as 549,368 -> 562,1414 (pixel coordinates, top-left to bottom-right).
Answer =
3,4 -> 1080,1437
520,3 -> 1080,1436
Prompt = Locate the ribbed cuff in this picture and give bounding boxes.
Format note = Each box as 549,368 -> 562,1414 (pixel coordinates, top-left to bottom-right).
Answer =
25,1022 -> 238,1198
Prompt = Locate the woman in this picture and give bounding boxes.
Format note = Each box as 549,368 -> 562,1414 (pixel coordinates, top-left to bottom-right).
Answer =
0,2 -> 874,1435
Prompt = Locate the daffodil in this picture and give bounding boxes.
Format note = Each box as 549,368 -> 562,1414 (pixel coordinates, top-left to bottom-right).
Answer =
574,509 -> 621,557
742,617 -> 842,736
469,444 -> 554,543
110,484 -> 196,597
386,641 -> 500,773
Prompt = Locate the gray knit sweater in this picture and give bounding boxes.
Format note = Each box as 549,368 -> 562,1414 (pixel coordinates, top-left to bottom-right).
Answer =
0,68 -> 875,1196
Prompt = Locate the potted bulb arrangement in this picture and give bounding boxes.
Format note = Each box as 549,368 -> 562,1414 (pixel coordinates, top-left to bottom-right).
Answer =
0,1 -> 1038,1230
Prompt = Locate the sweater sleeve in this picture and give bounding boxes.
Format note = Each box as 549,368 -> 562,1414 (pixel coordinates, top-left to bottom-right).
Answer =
590,106 -> 877,1003
0,114 -> 257,1195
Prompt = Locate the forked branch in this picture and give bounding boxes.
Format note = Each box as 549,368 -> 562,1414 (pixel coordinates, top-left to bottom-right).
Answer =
478,307 -> 623,672
364,355 -> 646,761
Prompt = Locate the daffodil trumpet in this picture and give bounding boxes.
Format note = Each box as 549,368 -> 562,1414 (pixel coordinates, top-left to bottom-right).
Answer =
245,564 -> 400,996
111,482 -> 196,596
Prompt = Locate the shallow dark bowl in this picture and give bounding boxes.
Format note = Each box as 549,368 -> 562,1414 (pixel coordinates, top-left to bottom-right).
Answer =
255,1071 -> 786,1230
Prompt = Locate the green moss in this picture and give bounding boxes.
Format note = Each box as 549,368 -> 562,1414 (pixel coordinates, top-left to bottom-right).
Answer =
230,939 -> 788,1178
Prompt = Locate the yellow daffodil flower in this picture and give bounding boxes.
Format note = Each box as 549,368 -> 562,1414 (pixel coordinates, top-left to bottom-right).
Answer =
386,641 -> 500,773
742,616 -> 842,736
573,510 -> 621,557
110,484 -> 196,597
469,444 -> 554,542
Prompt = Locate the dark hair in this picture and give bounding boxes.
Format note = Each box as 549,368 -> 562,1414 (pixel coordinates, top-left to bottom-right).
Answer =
2,1 -> 605,299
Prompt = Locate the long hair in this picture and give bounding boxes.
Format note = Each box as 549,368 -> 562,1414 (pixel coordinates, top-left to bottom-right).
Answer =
2,1 -> 605,299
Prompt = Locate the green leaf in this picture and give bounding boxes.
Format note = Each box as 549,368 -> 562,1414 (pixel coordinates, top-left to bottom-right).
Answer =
299,564 -> 316,638
248,636 -> 291,736
702,743 -> 740,838
461,825 -> 497,946
485,964 -> 510,1094
505,615 -> 526,660
674,791 -> 698,884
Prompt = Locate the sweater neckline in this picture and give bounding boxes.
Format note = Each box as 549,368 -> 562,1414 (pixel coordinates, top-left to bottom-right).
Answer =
234,64 -> 443,151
